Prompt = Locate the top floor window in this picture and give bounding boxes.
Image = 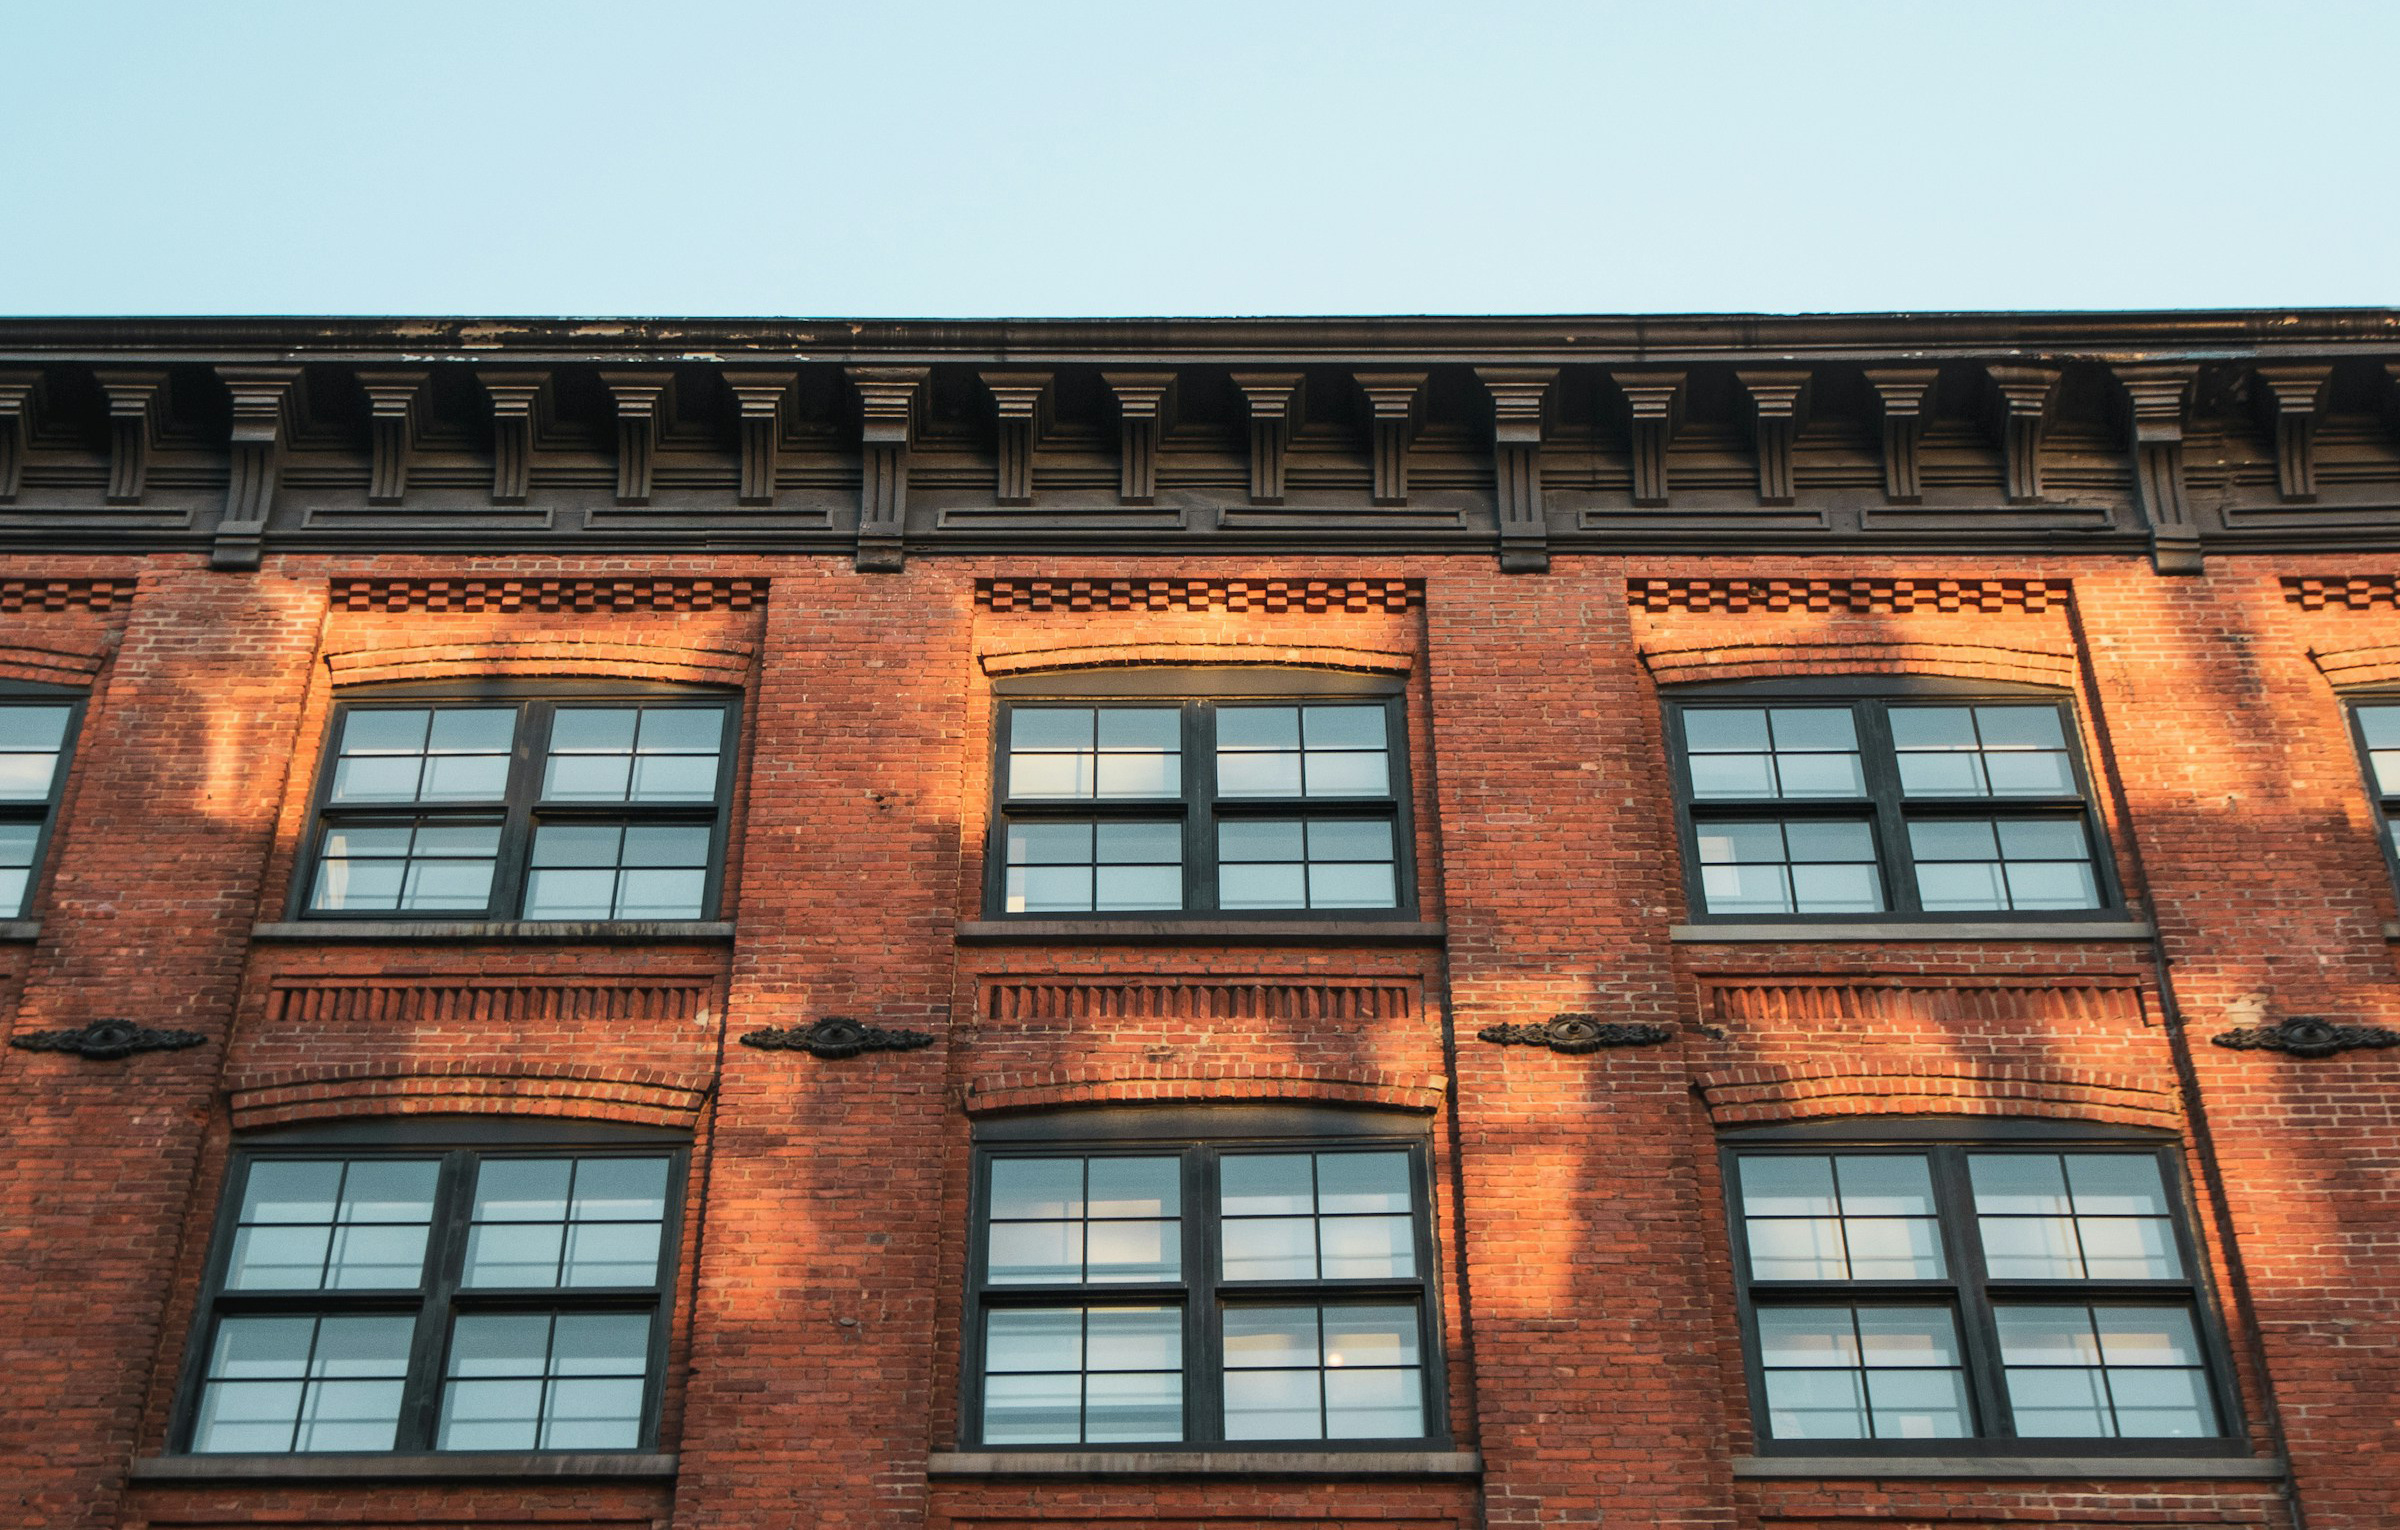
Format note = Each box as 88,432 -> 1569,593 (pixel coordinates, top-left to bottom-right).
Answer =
986,670 -> 1413,919
0,689 -> 84,920
300,687 -> 736,922
1665,681 -> 2116,921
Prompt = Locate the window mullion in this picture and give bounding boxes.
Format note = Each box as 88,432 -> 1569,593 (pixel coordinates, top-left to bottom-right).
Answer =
1187,703 -> 1216,914
486,701 -> 544,920
1934,1146 -> 2013,1440
1859,702 -> 1919,915
1186,1146 -> 1218,1443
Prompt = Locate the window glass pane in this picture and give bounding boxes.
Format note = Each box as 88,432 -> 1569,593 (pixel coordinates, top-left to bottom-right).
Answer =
1220,1215 -> 1316,1281
1996,1304 -> 2216,1438
1316,1152 -> 1411,1213
1910,817 -> 2097,913
987,1155 -> 1178,1285
311,820 -> 501,914
465,1156 -> 668,1288
1741,1154 -> 1941,1280
1087,1157 -> 1179,1218
548,708 -> 638,753
1216,751 -> 1302,797
1222,1154 -> 1314,1215
1216,708 -> 1299,749
1698,821 -> 1881,916
991,1158 -> 1084,1220
438,1311 -> 651,1451
0,704 -> 70,801
983,1306 -> 1181,1445
1319,1214 -> 1416,1278
1003,820 -> 1180,913
194,1315 -> 411,1454
332,707 -> 512,805
227,1159 -> 436,1291
1757,1305 -> 1967,1440
1007,708 -> 1178,801
2358,704 -> 2400,751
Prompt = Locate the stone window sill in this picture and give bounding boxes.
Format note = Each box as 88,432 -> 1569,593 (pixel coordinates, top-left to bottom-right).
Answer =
251,920 -> 734,944
129,1451 -> 678,1482
1731,1453 -> 2283,1480
1672,920 -> 2154,944
0,919 -> 37,942
955,919 -> 1445,947
926,1449 -> 1480,1477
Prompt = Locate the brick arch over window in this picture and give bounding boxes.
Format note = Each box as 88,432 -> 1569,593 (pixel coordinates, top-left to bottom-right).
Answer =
226,1064 -> 712,1131
323,635 -> 756,689
2309,645 -> 2400,690
979,641 -> 1412,679
1639,639 -> 2079,690
1693,1061 -> 2179,1130
0,638 -> 109,688
963,1063 -> 1446,1117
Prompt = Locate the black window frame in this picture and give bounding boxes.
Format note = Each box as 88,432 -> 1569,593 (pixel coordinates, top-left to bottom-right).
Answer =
1722,1118 -> 2245,1458
172,1117 -> 687,1457
292,680 -> 740,923
1664,676 -> 2122,924
963,1104 -> 1451,1451
983,669 -> 1417,921
2340,693 -> 2400,896
0,680 -> 86,921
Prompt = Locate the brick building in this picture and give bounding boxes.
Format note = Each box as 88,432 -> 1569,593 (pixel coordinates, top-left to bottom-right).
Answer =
2,311 -> 2397,1530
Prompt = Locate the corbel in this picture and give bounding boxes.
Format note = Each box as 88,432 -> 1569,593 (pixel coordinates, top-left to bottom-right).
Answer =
1475,367 -> 1556,573
478,371 -> 553,506
599,371 -> 677,506
94,369 -> 169,505
1230,372 -> 1304,506
213,365 -> 302,570
2112,363 -> 2202,575
2252,364 -> 2332,503
1606,370 -> 1686,507
980,371 -> 1054,507
847,366 -> 929,572
1863,367 -> 1939,504
1102,372 -> 1178,505
0,370 -> 42,503
723,370 -> 795,506
354,369 -> 427,505
1354,372 -> 1428,506
1983,364 -> 2060,504
1735,369 -> 1813,506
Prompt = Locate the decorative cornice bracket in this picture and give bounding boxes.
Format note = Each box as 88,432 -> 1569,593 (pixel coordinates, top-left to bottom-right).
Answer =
2112,363 -> 2201,575
1610,370 -> 1687,508
722,370 -> 795,507
0,370 -> 40,503
848,366 -> 930,572
599,372 -> 677,506
1477,367 -> 1556,574
479,371 -> 553,507
981,371 -> 1055,507
355,369 -> 427,506
214,365 -> 301,570
1231,372 -> 1304,506
1736,370 -> 1813,505
2254,364 -> 2332,504
1864,367 -> 1939,504
1355,371 -> 1427,506
1984,364 -> 2061,506
94,369 -> 168,505
1103,372 -> 1178,505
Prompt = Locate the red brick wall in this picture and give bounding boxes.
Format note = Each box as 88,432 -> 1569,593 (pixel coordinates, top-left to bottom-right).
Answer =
4,551 -> 2394,1530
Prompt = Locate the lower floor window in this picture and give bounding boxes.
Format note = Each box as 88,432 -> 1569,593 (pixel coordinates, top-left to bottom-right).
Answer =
181,1127 -> 682,1455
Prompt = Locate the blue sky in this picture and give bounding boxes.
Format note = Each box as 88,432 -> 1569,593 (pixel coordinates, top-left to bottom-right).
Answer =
3,1 -> 2392,317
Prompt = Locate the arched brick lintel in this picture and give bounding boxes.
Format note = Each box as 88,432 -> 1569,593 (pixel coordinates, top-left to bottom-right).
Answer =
964,1065 -> 1446,1117
979,641 -> 1413,678
228,1069 -> 712,1132
1640,640 -> 2078,690
1694,1062 -> 2179,1130
0,639 -> 109,688
323,636 -> 756,689
2310,645 -> 2400,690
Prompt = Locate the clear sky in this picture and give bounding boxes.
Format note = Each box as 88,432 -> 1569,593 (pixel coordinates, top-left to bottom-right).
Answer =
3,1 -> 2392,318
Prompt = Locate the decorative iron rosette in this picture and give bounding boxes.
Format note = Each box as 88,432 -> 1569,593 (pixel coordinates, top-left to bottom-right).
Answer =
10,1017 -> 209,1060
739,1015 -> 937,1060
2211,1016 -> 2400,1060
1476,1013 -> 1676,1055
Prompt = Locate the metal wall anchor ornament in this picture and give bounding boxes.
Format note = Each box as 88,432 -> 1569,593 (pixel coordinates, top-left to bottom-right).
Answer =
739,1016 -> 936,1059
1477,1013 -> 1675,1054
2211,1017 -> 2400,1059
10,1017 -> 209,1060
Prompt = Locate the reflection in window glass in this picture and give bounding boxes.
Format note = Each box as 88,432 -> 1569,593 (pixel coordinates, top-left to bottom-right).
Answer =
192,1314 -> 415,1453
981,1306 -> 1183,1444
1891,706 -> 2076,797
1218,819 -> 1397,910
1221,1151 -> 1415,1282
1004,820 -> 1182,912
523,824 -> 710,920
1684,707 -> 1865,800
1910,819 -> 2098,911
309,820 -> 502,912
1697,820 -> 1882,915
1216,706 -> 1391,798
1970,1154 -> 2182,1280
1223,1303 -> 1424,1440
0,704 -> 71,802
1007,709 -> 1181,800
226,1158 -> 440,1291
542,707 -> 724,803
1996,1305 -> 2216,1438
462,1157 -> 671,1288
1739,1154 -> 1944,1281
1756,1305 -> 1970,1440
986,1156 -> 1182,1285
328,708 -> 516,804
437,1312 -> 652,1450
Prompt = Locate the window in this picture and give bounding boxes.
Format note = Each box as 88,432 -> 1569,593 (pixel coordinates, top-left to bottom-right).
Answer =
986,672 -> 1412,918
2344,700 -> 2400,889
299,687 -> 736,921
965,1107 -> 1446,1448
177,1123 -> 683,1455
1724,1125 -> 2238,1452
1666,682 -> 2114,920
0,688 -> 83,919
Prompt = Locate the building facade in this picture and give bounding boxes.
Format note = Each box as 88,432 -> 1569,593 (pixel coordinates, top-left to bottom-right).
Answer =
2,311 -> 2398,1529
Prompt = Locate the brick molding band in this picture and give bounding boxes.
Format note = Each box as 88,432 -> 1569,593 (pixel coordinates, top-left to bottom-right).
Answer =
979,578 -> 1422,613
332,577 -> 766,613
1640,639 -> 2079,689
963,1065 -> 1446,1116
228,1067 -> 712,1130
1631,577 -> 2069,615
325,636 -> 757,688
1693,1060 -> 2179,1128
